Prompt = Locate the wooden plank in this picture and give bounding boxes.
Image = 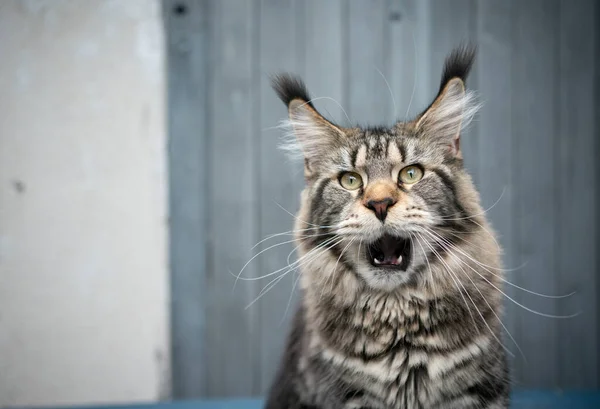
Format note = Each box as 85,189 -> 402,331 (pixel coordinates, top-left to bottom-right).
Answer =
205,0 -> 258,397
556,0 -> 597,388
596,0 -> 600,386
347,0 -> 389,125
163,0 -> 209,398
257,0 -> 304,395
428,0 -> 479,185
304,0 -> 346,125
389,0 -> 423,122
511,0 -> 560,388
385,0 -> 414,121
411,0 -> 433,114
475,0 -> 519,381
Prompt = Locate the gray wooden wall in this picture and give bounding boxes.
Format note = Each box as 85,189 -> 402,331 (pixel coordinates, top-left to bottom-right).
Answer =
164,0 -> 599,398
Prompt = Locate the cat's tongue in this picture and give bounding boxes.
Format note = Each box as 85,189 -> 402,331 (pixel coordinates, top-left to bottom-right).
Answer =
373,255 -> 402,265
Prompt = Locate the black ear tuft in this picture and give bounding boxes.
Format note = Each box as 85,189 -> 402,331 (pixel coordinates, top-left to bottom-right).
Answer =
271,74 -> 313,108
438,44 -> 476,92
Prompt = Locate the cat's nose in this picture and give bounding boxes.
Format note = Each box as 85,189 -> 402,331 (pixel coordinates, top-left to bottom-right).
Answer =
365,198 -> 396,222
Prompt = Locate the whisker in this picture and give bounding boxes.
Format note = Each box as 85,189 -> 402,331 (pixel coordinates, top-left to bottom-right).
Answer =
421,228 -> 575,299
433,186 -> 507,222
436,228 -> 528,273
251,226 -> 335,250
413,234 -> 438,310
281,272 -> 302,325
286,240 -> 301,266
426,212 -> 504,253
322,238 -> 355,301
404,29 -> 417,121
235,236 -> 342,283
297,96 -> 352,125
417,233 -> 479,330
246,273 -> 288,310
419,229 -> 580,319
244,237 -> 344,310
416,232 -> 515,358
235,236 -> 307,290
374,65 -> 397,119
422,230 -> 524,357
435,237 -> 526,360
469,219 -> 502,252
274,201 -> 341,229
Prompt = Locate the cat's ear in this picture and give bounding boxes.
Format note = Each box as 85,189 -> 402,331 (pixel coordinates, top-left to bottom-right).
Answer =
271,74 -> 345,167
414,45 -> 479,158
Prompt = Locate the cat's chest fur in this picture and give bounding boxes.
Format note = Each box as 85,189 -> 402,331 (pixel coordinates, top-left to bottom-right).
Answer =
300,290 -> 490,409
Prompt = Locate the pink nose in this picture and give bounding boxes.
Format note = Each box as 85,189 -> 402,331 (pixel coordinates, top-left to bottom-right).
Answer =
365,198 -> 396,222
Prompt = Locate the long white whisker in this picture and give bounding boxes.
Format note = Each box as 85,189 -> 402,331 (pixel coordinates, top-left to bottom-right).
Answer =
422,230 -> 523,357
434,235 -> 526,360
404,29 -> 417,120
433,186 -> 507,222
298,96 -> 352,125
374,65 -> 397,119
286,241 -> 301,266
281,272 -> 302,325
422,228 -> 574,299
469,218 -> 502,252
274,201 -> 341,229
235,236 -> 341,283
246,273 -> 288,310
235,236 -> 304,290
252,226 -> 335,250
419,230 -> 580,319
413,234 -> 438,309
417,232 -> 478,330
416,232 -> 515,358
322,238 -> 355,301
245,237 -> 344,310
437,228 -> 528,273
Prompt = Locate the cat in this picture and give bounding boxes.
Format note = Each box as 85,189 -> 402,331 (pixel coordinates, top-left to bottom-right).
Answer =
265,45 -> 509,409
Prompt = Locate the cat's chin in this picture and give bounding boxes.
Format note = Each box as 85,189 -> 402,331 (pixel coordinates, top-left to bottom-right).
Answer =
358,268 -> 415,291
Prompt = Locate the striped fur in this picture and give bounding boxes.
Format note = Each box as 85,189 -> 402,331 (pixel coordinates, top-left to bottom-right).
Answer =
266,45 -> 509,409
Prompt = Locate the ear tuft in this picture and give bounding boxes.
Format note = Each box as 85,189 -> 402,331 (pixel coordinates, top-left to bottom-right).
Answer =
437,43 -> 476,93
271,74 -> 313,108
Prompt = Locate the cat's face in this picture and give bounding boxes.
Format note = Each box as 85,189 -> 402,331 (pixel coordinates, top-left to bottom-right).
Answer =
296,125 -> 477,290
273,46 -> 480,291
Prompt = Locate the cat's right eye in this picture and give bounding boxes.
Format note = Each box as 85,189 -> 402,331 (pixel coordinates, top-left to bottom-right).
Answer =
339,172 -> 363,191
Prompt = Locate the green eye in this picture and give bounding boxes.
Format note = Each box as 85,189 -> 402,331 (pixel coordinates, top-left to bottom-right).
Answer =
399,165 -> 424,184
339,172 -> 363,190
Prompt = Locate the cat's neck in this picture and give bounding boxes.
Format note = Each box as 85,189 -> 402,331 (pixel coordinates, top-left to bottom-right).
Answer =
301,263 -> 496,357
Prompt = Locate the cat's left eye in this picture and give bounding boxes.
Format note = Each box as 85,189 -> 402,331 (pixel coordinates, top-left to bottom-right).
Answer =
339,172 -> 363,190
399,165 -> 424,185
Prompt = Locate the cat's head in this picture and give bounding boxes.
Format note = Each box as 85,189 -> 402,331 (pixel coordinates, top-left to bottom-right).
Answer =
272,45 -> 483,291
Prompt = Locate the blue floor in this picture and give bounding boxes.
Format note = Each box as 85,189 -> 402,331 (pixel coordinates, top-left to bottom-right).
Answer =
42,391 -> 600,409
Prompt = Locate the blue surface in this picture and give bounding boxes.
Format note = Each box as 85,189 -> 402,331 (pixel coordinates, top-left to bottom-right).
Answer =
36,392 -> 600,409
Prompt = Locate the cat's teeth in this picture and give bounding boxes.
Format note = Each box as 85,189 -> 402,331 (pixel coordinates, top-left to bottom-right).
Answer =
394,256 -> 402,265
374,258 -> 382,264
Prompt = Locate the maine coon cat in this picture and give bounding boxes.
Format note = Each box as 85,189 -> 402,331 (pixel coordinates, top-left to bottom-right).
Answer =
265,45 -> 509,409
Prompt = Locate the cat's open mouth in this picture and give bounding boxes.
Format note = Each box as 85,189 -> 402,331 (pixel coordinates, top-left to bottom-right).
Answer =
366,234 -> 412,271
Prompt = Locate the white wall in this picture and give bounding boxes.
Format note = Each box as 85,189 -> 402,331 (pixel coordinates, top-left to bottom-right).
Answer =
0,1 -> 170,406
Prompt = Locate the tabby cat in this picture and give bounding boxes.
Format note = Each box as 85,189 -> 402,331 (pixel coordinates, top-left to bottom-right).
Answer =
265,46 -> 509,409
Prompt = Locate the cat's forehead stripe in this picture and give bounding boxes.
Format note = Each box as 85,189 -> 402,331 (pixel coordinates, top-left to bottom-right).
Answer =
354,144 -> 368,168
388,140 -> 402,162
